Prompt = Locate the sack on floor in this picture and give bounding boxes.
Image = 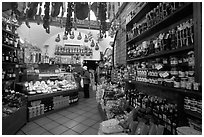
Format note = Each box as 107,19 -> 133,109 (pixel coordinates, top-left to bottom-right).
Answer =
80,79 -> 84,88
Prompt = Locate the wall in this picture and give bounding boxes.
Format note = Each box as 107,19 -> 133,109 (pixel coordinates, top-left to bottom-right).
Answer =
17,22 -> 114,60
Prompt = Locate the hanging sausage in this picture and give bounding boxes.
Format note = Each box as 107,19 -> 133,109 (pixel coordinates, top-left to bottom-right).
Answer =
75,2 -> 89,20
43,2 -> 50,34
35,2 -> 42,25
51,2 -> 63,17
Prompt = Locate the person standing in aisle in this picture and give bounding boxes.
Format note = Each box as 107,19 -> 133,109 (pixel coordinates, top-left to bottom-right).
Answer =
82,66 -> 90,98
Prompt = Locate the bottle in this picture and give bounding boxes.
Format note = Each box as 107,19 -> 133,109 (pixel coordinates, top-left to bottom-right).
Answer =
171,28 -> 177,49
13,51 -> 18,63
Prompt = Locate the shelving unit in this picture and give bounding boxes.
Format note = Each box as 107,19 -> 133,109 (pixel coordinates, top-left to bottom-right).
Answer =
2,18 -> 27,134
125,2 -> 202,130
127,3 -> 193,44
124,79 -> 201,97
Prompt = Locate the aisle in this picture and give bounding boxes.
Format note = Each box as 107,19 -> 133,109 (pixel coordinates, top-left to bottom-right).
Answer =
16,88 -> 102,135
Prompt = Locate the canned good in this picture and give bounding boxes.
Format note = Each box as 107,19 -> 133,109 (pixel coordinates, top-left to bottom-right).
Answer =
184,104 -> 190,110
180,78 -> 187,88
186,82 -> 192,90
179,71 -> 185,78
193,82 -> 200,91
174,81 -> 180,88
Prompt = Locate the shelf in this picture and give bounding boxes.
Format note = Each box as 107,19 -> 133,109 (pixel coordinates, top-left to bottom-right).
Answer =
127,45 -> 194,62
2,28 -> 19,38
127,3 -> 193,44
55,53 -> 92,56
2,62 -> 18,66
184,109 -> 202,119
126,2 -> 159,28
124,79 -> 202,96
2,44 -> 18,50
27,89 -> 78,101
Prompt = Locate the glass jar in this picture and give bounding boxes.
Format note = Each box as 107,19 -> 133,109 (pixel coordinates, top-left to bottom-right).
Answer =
186,82 -> 192,90
180,78 -> 187,88
193,82 -> 200,91
174,78 -> 180,88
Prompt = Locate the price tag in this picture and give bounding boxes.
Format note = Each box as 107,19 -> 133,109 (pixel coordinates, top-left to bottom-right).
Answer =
155,64 -> 163,70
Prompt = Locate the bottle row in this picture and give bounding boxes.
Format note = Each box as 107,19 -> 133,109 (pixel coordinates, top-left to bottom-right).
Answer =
184,97 -> 202,114
55,46 -> 93,56
127,18 -> 194,59
125,89 -> 178,134
2,17 -> 19,35
2,68 -> 16,80
126,2 -> 186,41
2,31 -> 20,48
2,51 -> 19,63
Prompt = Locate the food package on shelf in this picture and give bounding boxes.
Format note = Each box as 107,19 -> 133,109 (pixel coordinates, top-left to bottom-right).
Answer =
176,126 -> 201,135
99,118 -> 124,134
134,121 -> 150,135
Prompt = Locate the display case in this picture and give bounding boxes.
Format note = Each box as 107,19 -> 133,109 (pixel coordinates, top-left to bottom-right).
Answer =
16,72 -> 78,121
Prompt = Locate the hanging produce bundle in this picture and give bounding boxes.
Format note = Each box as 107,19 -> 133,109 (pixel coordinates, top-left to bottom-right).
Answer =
65,2 -> 73,35
43,2 -> 50,34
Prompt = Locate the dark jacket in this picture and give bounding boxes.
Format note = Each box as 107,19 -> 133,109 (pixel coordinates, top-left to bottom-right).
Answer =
83,70 -> 90,84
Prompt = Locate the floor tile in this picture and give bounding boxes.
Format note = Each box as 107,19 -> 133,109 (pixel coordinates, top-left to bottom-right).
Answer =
42,121 -> 60,130
63,120 -> 79,128
89,115 -> 102,121
34,117 -> 53,126
26,127 -> 47,135
41,131 -> 53,135
21,122 -> 40,133
82,112 -> 95,118
74,109 -> 86,115
54,116 -> 71,124
91,122 -> 101,130
47,113 -> 63,120
61,129 -> 80,135
50,125 -> 69,135
71,124 -> 89,133
57,110 -> 69,116
81,119 -> 97,127
16,130 -> 25,135
73,115 -> 87,123
81,127 -> 98,135
65,113 -> 79,119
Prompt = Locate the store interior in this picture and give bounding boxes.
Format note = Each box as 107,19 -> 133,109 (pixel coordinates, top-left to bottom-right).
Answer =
2,2 -> 202,135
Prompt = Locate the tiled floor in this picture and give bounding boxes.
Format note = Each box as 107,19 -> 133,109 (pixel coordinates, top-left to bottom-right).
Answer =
16,89 -> 102,135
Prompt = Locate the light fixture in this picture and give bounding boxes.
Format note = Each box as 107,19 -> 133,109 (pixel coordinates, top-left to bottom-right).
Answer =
55,34 -> 61,42
90,39 -> 95,47
95,43 -> 99,51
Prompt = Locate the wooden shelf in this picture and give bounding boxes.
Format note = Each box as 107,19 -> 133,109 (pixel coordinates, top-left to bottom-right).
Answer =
127,3 -> 193,44
126,2 -> 159,28
2,28 -> 19,38
2,44 -> 19,50
2,62 -> 18,66
124,79 -> 202,96
127,45 -> 194,62
184,109 -> 202,119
